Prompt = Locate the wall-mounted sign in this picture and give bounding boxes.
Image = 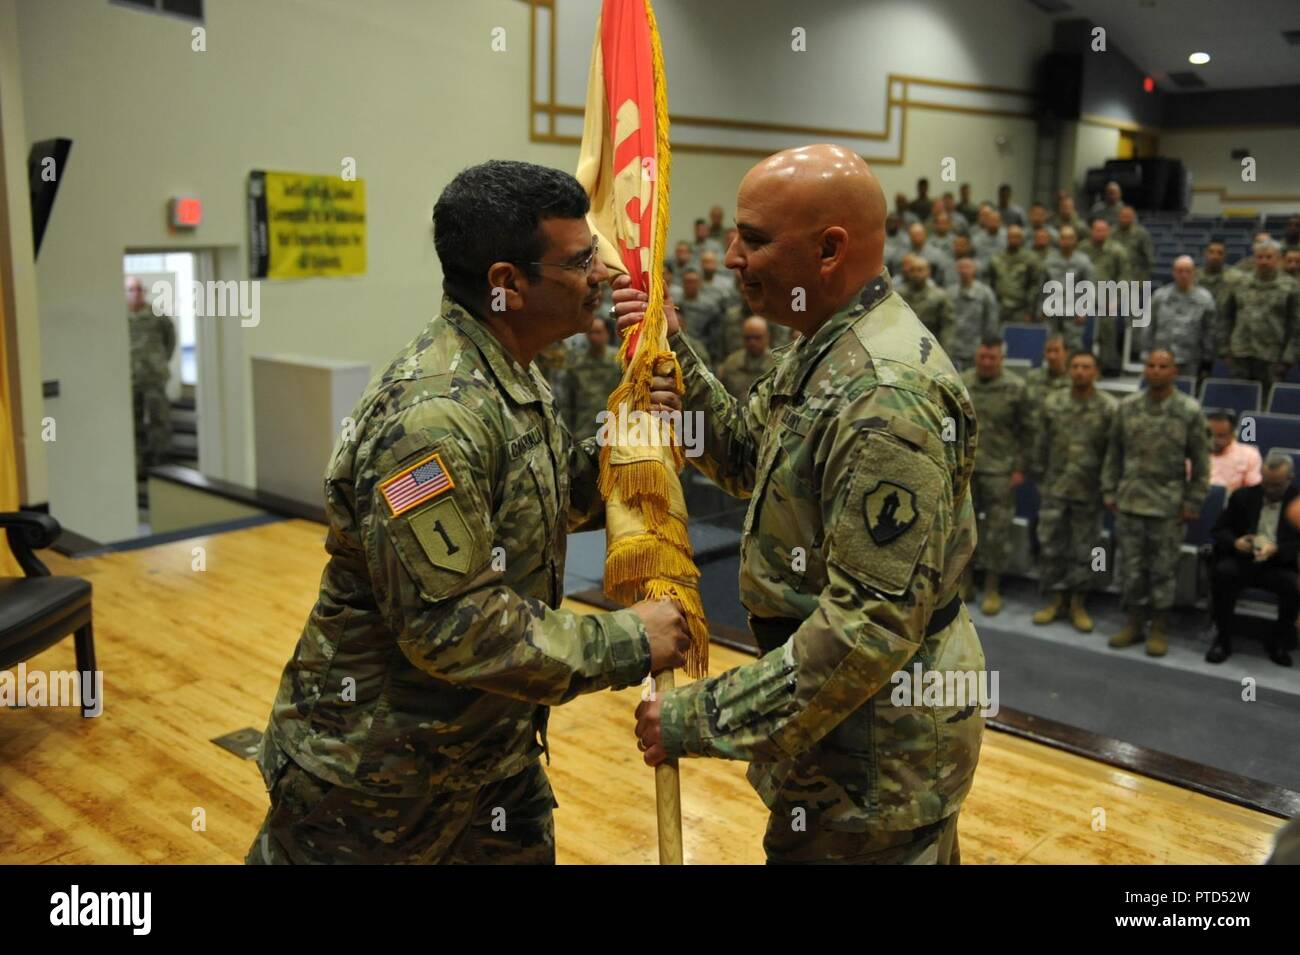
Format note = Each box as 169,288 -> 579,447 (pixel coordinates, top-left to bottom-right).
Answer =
169,196 -> 202,229
247,170 -> 366,279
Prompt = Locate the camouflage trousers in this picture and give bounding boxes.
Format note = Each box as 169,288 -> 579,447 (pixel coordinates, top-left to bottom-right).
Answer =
971,471 -> 1014,572
1115,511 -> 1185,612
132,385 -> 171,476
763,809 -> 961,864
1096,314 -> 1124,373
245,752 -> 556,865
1038,496 -> 1104,593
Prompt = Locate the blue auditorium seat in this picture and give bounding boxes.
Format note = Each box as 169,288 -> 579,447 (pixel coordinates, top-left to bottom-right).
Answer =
1080,315 -> 1096,353
1003,324 -> 1047,367
1210,358 -> 1231,378
1200,378 -> 1262,417
1268,383 -> 1300,415
1240,412 -> 1300,456
1184,484 -> 1226,549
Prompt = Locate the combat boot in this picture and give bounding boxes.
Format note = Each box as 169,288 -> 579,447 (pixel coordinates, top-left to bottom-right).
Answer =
1145,612 -> 1169,657
1032,593 -> 1065,625
1068,592 -> 1094,633
980,573 -> 1002,616
1108,611 -> 1144,648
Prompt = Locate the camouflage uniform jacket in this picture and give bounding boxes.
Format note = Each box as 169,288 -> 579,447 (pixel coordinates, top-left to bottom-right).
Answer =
1112,224 -> 1154,281
559,348 -> 623,440
258,295 -> 650,797
1102,389 -> 1210,518
658,274 -> 985,831
1220,272 -> 1300,364
1079,239 -> 1130,283
945,280 -> 999,361
1198,265 -> 1242,312
717,347 -> 776,400
1023,365 -> 1070,410
962,368 -> 1034,474
128,307 -> 176,387
1144,284 -> 1217,369
987,247 -> 1040,318
1033,387 -> 1117,502
898,279 -> 954,346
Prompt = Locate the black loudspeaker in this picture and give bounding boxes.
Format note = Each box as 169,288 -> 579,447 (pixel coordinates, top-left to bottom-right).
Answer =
1100,158 -> 1188,212
1037,52 -> 1083,120
28,138 -> 73,259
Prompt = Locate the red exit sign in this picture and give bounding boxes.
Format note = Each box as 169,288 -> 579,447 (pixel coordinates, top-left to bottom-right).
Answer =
169,196 -> 202,229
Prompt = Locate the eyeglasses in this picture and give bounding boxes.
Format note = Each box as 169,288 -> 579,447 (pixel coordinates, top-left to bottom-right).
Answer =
523,237 -> 600,276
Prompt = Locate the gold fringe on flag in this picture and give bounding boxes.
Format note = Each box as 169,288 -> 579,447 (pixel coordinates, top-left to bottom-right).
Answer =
587,0 -> 709,677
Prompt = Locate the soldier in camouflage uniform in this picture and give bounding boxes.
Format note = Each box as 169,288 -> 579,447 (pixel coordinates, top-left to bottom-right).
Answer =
1143,255 -> 1217,379
963,336 -> 1033,616
1023,334 -> 1070,407
1028,203 -> 1058,246
1220,239 -> 1300,393
1079,218 -> 1132,376
1102,349 -> 1210,656
945,256 -> 998,370
677,267 -> 726,364
716,316 -> 776,399
898,256 -> 954,346
987,224 -> 1040,324
559,318 -> 623,441
1112,206 -> 1154,282
1053,195 -> 1087,236
126,275 -> 176,477
1031,350 -> 1116,632
1198,241 -> 1241,314
620,145 -> 984,864
1039,225 -> 1094,349
247,161 -> 690,865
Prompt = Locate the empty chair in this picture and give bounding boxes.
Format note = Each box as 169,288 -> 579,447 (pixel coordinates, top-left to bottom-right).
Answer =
1268,383 -> 1300,415
1200,378 -> 1262,417
1240,413 -> 1300,457
1002,324 -> 1047,367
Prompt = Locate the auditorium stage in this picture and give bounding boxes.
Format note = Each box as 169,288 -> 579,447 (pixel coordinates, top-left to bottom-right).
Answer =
0,520 -> 1282,864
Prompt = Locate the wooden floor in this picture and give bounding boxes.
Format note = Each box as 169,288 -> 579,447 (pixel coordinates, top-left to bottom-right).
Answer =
0,519 -> 1281,864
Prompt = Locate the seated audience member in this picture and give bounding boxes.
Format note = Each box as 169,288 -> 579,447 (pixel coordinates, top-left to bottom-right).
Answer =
1208,452 -> 1299,667
1207,410 -> 1262,494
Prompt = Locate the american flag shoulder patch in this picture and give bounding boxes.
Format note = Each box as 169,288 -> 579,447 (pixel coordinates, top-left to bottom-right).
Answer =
379,451 -> 455,517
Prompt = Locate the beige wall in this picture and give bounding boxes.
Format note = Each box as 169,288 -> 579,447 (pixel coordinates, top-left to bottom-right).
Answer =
0,0 -> 47,509
16,0 -> 575,542
1160,127 -> 1300,216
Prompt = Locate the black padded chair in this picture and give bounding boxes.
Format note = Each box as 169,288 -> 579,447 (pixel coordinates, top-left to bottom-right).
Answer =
0,511 -> 95,717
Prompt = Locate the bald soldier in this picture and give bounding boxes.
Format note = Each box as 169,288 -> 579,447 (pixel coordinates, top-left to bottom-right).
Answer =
945,255 -> 999,370
618,144 -> 984,864
1039,225 -> 1094,349
716,316 -> 776,400
247,160 -> 691,865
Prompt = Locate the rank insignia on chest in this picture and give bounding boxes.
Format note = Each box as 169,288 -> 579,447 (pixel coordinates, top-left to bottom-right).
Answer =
379,451 -> 455,517
864,480 -> 919,544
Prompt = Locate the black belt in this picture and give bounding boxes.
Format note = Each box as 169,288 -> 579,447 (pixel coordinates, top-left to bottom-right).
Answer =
749,596 -> 964,654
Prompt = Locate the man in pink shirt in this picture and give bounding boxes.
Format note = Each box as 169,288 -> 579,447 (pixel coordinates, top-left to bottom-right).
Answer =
1208,411 -> 1262,493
